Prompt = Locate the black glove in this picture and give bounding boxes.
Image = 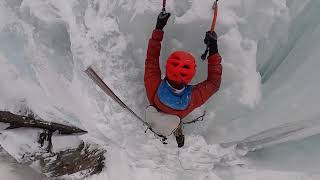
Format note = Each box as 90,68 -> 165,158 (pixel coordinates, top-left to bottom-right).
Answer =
204,31 -> 218,56
156,12 -> 171,30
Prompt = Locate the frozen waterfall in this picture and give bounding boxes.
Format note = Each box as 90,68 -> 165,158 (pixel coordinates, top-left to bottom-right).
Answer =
0,0 -> 319,179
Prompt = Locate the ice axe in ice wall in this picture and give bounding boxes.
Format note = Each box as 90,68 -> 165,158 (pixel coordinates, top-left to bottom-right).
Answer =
201,0 -> 219,60
162,0 -> 167,12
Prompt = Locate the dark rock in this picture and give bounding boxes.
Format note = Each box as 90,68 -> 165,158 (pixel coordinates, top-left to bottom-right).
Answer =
37,141 -> 106,178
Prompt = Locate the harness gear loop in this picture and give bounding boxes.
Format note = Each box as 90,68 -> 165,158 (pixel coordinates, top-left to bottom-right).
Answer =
183,111 -> 207,125
201,0 -> 219,61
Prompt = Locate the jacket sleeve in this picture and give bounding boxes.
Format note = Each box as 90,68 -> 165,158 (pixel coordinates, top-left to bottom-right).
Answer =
192,53 -> 222,107
144,29 -> 164,104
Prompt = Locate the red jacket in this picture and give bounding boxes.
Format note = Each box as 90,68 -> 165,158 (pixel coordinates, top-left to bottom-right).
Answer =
144,29 -> 222,119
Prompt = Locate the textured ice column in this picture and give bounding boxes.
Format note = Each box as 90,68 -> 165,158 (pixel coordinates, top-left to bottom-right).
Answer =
214,0 -> 320,145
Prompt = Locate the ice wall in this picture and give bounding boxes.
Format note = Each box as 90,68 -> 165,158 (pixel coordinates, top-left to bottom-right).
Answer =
0,0 -> 266,145
211,0 -> 320,144
0,0 -> 319,177
246,134 -> 320,174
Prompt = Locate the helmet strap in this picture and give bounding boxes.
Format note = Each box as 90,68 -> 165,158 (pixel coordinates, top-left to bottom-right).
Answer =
166,78 -> 186,90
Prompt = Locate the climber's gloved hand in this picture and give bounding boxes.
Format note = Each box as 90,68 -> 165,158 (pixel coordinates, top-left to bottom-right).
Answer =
204,31 -> 218,56
156,11 -> 171,30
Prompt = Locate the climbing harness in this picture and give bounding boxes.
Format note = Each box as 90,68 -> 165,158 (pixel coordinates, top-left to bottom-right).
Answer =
201,0 -> 219,60
144,106 -> 180,144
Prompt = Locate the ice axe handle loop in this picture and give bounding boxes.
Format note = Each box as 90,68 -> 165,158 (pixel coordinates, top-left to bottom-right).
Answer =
201,47 -> 209,61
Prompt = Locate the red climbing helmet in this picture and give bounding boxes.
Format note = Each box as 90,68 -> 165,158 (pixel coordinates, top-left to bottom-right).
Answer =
165,51 -> 197,84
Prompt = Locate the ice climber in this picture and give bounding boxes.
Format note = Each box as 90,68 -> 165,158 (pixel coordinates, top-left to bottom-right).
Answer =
144,12 -> 223,148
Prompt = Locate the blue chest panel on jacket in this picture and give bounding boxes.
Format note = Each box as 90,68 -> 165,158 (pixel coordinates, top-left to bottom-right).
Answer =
157,80 -> 192,110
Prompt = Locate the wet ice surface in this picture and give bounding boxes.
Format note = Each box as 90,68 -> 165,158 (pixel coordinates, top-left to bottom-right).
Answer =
0,0 -> 320,179
246,134 -> 320,174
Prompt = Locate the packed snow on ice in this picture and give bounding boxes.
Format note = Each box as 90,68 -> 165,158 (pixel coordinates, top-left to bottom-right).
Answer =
0,0 -> 320,179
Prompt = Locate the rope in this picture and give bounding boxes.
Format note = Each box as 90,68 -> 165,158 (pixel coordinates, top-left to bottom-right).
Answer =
85,67 -> 172,144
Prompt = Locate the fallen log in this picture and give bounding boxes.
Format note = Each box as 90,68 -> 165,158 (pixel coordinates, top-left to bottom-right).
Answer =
0,111 -> 105,178
0,111 -> 87,135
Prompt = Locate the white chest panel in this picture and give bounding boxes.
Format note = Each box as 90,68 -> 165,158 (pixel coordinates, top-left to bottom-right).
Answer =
145,106 -> 181,137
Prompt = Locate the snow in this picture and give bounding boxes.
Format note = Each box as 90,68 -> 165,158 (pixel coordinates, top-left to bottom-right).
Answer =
0,129 -> 44,161
0,146 -> 47,180
231,168 -> 320,180
0,0 -> 320,179
51,135 -> 82,153
0,163 -> 22,180
246,134 -> 320,174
